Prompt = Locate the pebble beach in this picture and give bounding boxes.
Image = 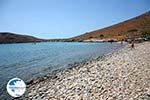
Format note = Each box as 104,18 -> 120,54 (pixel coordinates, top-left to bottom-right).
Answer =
25,42 -> 150,100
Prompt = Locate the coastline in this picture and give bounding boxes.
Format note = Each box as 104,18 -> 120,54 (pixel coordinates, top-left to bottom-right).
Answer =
25,42 -> 150,100
0,42 -> 124,100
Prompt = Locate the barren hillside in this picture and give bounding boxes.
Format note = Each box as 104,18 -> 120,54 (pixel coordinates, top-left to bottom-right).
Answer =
72,11 -> 150,41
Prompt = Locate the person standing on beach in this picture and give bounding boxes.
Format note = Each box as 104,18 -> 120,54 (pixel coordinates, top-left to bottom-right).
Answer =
131,39 -> 135,49
121,39 -> 123,45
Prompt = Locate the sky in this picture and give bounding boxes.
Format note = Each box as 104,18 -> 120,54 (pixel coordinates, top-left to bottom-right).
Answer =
0,0 -> 150,39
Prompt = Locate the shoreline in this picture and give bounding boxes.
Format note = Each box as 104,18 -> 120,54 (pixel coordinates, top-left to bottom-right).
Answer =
25,42 -> 124,86
26,52 -> 108,86
0,42 -> 124,100
25,42 -> 150,100
25,43 -> 123,86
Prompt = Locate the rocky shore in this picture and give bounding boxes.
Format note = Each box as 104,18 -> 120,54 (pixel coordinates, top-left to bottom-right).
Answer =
24,42 -> 150,100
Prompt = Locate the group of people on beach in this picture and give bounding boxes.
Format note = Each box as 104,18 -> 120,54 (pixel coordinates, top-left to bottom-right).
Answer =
120,39 -> 135,49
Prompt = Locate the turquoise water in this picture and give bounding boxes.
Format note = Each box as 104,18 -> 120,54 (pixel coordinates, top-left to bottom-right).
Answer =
0,42 -> 124,99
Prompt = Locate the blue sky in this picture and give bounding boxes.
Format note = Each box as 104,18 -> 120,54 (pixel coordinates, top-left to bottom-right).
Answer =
0,0 -> 150,39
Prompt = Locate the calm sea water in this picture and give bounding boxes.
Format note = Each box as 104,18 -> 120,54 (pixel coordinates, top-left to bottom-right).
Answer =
0,42 -> 124,99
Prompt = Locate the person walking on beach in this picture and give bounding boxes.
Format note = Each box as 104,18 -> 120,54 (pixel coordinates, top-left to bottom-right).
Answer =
131,39 -> 135,49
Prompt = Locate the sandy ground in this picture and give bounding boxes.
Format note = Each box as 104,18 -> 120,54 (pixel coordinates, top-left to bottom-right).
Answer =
25,42 -> 150,100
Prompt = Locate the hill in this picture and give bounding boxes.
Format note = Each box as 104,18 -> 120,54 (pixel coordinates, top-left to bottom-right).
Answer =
71,11 -> 150,41
0,32 -> 43,44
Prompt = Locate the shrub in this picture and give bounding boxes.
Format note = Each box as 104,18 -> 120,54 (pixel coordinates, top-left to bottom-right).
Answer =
100,34 -> 104,38
141,30 -> 150,40
89,36 -> 93,39
127,29 -> 138,32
